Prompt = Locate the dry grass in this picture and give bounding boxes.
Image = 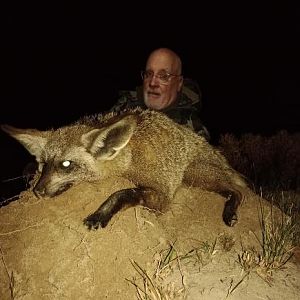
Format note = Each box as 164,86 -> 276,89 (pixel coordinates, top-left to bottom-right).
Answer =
238,199 -> 296,284
127,239 -> 219,299
127,243 -> 184,300
218,233 -> 235,252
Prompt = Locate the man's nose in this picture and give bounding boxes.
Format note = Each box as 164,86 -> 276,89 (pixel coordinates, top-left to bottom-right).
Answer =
149,74 -> 160,86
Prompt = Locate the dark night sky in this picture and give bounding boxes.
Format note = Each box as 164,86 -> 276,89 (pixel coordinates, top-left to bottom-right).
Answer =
1,3 -> 299,192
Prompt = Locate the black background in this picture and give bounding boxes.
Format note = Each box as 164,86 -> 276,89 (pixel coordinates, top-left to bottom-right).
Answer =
1,2 -> 299,195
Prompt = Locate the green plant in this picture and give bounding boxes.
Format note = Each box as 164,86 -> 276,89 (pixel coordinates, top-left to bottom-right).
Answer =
238,200 -> 296,284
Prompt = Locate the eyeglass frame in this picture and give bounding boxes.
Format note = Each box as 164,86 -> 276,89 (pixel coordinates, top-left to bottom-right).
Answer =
141,70 -> 182,85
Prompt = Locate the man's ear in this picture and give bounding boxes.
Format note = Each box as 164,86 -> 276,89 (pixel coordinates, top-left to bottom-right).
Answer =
81,114 -> 137,160
1,125 -> 48,161
177,76 -> 184,92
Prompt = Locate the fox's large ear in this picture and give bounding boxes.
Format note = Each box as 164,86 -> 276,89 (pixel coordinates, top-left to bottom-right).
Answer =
81,114 -> 137,160
1,125 -> 48,160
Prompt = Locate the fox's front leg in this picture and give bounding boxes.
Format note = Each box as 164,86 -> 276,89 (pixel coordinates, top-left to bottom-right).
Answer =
84,187 -> 160,230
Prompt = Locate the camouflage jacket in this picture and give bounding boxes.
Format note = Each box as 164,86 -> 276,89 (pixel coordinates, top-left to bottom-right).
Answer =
109,78 -> 210,140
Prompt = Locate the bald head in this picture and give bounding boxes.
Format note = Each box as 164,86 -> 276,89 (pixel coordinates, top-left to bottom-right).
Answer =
143,48 -> 183,110
145,48 -> 182,76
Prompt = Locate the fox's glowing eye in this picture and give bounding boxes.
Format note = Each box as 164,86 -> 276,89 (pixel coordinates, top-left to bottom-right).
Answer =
62,160 -> 71,168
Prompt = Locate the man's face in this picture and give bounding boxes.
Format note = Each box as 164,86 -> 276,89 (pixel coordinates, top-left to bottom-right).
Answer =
143,52 -> 183,111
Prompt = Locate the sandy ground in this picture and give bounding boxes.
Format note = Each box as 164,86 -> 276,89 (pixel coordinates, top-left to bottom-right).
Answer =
0,177 -> 299,300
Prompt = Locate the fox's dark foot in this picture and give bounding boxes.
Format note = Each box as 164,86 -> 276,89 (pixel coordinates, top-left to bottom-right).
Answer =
223,202 -> 238,227
223,211 -> 238,227
83,212 -> 110,230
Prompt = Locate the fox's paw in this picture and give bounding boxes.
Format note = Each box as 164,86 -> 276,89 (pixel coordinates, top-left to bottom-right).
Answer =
222,204 -> 238,227
83,213 -> 110,230
223,198 -> 238,227
223,211 -> 238,227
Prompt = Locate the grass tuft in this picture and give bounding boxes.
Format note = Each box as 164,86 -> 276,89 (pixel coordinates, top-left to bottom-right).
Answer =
238,199 -> 296,284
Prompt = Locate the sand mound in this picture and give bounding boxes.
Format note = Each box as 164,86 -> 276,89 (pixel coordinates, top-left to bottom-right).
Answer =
0,177 -> 299,299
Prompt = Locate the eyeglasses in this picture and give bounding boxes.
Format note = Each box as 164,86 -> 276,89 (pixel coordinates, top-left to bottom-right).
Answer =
141,70 -> 181,85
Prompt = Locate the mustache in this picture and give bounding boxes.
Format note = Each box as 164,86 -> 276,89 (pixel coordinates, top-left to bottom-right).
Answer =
146,90 -> 161,96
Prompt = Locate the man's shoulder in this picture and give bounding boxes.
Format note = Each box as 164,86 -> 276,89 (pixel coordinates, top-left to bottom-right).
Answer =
110,88 -> 144,113
118,90 -> 138,101
178,78 -> 202,108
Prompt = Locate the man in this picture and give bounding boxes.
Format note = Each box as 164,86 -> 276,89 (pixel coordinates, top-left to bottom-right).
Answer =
110,48 -> 210,140
22,49 -> 209,182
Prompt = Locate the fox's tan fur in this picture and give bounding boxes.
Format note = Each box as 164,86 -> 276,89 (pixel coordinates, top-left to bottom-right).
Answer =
2,108 -> 248,229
